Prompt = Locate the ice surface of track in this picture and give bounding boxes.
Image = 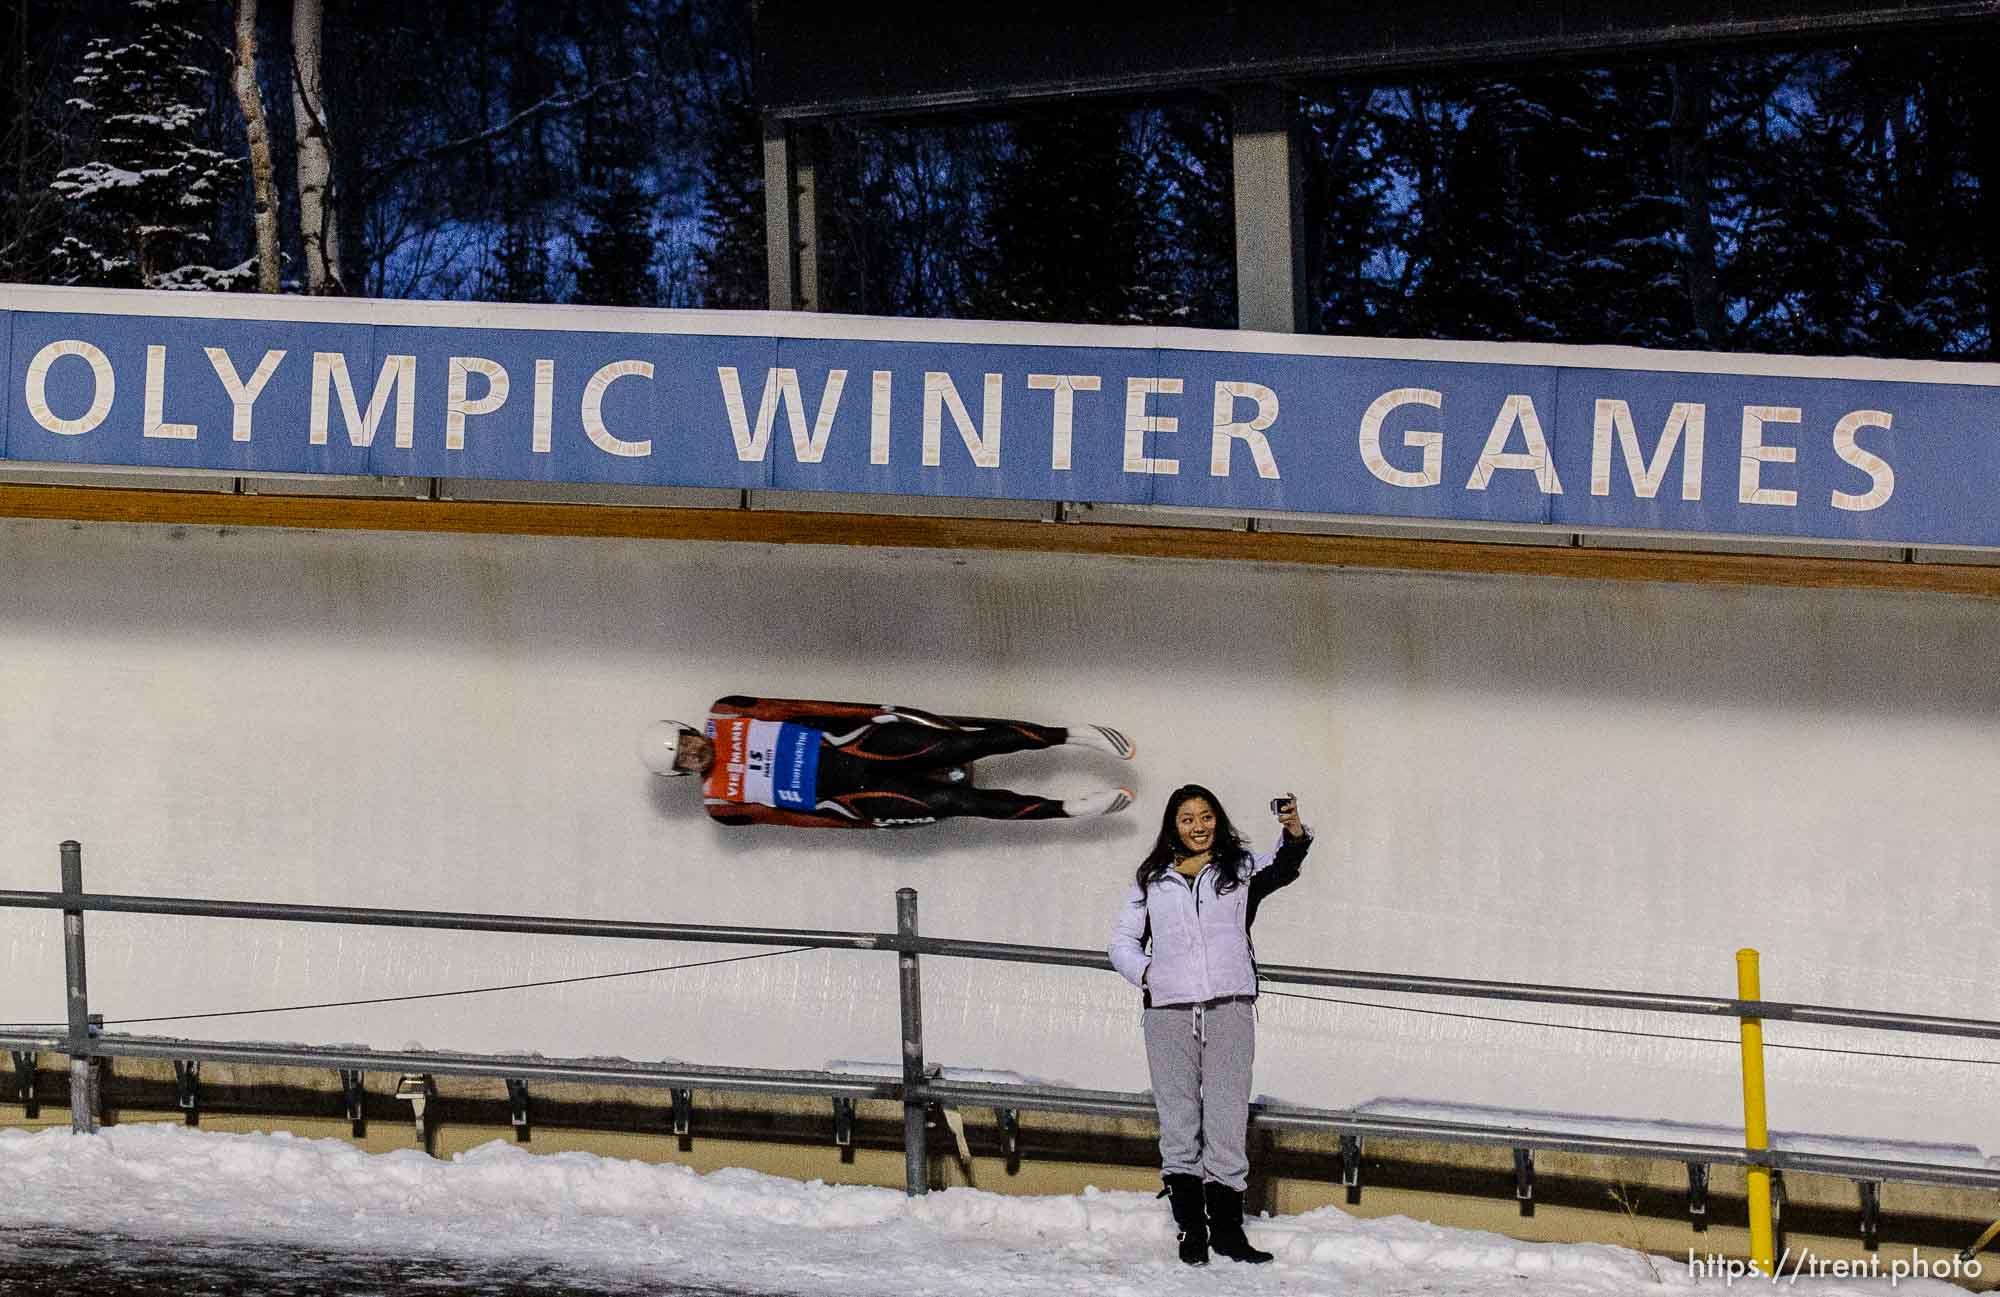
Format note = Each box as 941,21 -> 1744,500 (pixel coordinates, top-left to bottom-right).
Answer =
5,517 -> 2000,1155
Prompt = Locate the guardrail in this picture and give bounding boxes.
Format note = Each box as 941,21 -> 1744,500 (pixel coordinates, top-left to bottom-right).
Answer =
6,839 -> 1999,1266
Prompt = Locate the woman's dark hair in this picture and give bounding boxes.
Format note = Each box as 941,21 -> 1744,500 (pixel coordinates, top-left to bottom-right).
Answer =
1136,784 -> 1250,893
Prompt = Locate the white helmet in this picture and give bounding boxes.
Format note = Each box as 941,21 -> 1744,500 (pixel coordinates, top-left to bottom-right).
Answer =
638,720 -> 702,777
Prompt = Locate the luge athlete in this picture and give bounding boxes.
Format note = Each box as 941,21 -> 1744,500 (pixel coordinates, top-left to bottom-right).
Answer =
641,696 -> 1135,828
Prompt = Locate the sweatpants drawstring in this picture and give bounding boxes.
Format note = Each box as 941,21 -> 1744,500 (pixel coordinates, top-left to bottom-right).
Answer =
1191,1003 -> 1206,1043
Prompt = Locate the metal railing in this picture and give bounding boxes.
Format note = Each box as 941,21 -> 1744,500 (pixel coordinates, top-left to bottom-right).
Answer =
6,839 -> 2000,1248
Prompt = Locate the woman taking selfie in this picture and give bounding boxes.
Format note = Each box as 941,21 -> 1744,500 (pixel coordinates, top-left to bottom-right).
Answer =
1108,784 -> 1311,1266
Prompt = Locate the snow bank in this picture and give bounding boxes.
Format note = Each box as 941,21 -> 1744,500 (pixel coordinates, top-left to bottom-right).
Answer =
0,1125 -> 1964,1295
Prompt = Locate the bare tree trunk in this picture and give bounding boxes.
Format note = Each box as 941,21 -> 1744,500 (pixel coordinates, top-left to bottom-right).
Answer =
1670,61 -> 1720,345
233,0 -> 280,292
11,0 -> 26,270
291,0 -> 342,294
1970,65 -> 2000,358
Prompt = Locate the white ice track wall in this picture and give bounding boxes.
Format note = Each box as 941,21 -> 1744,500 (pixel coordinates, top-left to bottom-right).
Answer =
4,516 -> 2000,1155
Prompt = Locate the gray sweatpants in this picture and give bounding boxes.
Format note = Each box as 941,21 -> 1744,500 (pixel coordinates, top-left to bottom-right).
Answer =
1142,996 -> 1256,1190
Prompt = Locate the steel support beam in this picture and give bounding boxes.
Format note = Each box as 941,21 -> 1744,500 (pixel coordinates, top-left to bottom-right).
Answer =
1230,85 -> 1307,334
756,3 -> 2000,121
59,841 -> 96,1134
763,120 -> 823,312
897,888 -> 929,1196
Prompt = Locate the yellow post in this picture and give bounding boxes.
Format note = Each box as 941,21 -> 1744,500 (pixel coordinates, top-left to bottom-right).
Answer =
1737,948 -> 1776,1276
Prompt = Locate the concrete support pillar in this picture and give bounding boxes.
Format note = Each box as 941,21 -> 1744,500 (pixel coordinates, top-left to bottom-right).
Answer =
763,119 -> 824,312
1229,86 -> 1307,334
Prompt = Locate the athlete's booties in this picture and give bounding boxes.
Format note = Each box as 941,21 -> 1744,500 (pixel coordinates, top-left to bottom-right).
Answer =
1062,724 -> 1137,760
1061,787 -> 1134,819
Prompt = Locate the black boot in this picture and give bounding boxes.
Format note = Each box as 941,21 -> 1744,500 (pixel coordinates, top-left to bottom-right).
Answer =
1162,1173 -> 1208,1265
1203,1181 -> 1274,1264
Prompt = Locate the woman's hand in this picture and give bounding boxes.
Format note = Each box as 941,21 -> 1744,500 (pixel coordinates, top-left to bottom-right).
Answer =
1276,798 -> 1304,839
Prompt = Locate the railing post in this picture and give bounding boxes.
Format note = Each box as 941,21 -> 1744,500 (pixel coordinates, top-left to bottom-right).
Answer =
60,840 -> 97,1134
1737,948 -> 1774,1275
896,887 -> 927,1196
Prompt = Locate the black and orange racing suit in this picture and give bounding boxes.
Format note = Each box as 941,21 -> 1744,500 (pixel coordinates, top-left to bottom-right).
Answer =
700,696 -> 1071,828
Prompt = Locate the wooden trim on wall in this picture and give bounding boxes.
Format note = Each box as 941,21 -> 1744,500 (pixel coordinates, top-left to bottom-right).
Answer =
4,482 -> 1998,598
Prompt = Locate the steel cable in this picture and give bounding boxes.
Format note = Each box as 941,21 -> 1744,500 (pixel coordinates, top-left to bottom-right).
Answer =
1259,986 -> 2000,1067
0,946 -> 815,1031
11,956 -> 2000,1072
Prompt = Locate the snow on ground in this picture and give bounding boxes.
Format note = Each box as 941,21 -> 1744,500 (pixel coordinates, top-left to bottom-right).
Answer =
0,1125 -> 1973,1295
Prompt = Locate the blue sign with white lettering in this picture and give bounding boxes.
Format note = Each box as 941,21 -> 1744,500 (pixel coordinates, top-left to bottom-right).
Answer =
5,285 -> 1998,548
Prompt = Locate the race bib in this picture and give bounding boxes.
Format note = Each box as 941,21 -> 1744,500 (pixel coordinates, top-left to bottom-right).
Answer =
706,717 -> 821,808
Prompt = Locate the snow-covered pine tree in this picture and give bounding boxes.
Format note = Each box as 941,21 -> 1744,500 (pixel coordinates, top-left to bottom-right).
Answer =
491,216 -> 555,304
1383,78 -> 1547,342
1301,87 -> 1395,335
1,0 -> 83,284
972,109 -> 1150,325
694,85 -> 765,308
1725,51 -> 1889,356
1555,64 -> 1693,349
482,6 -> 569,306
1376,64 -> 1694,348
50,0 -> 248,290
570,0 -> 660,309
1667,60 -> 1723,347
573,172 -> 660,307
1827,40 -> 1983,358
1132,103 -> 1235,329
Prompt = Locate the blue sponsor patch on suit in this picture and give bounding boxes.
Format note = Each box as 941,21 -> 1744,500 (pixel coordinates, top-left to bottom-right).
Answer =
771,723 -> 821,807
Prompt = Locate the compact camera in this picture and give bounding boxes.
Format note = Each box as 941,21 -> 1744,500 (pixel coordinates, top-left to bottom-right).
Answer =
1270,793 -> 1297,815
